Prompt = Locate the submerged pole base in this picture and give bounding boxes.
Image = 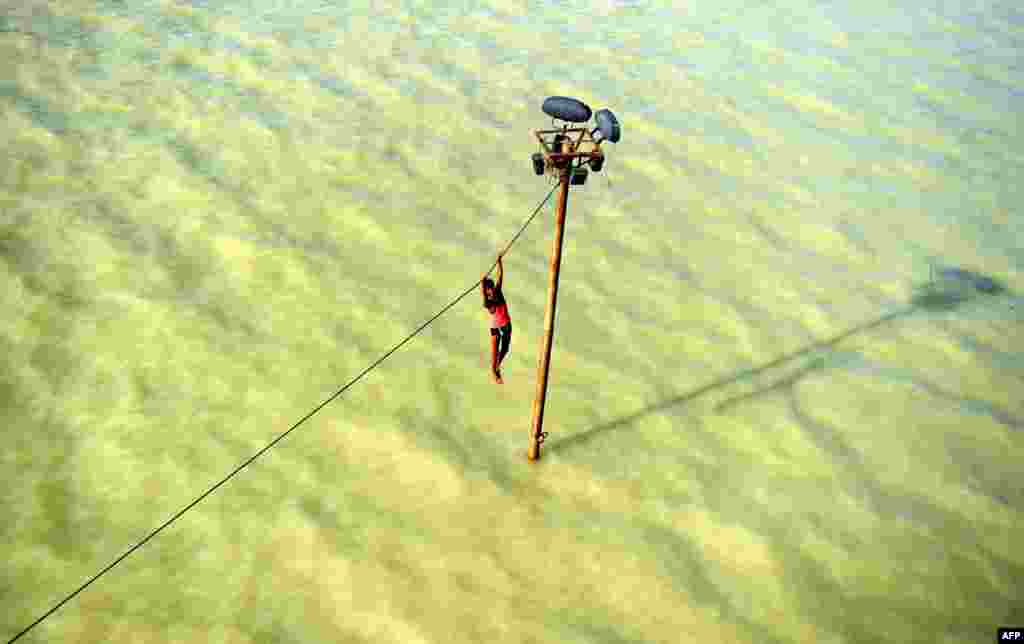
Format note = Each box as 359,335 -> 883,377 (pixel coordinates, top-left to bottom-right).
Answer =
526,430 -> 547,462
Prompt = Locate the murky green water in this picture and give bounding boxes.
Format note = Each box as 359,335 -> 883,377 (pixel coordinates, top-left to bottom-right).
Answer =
2,0 -> 1021,642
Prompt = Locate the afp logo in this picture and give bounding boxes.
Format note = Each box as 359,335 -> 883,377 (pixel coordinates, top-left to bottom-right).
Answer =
1000,628 -> 1024,641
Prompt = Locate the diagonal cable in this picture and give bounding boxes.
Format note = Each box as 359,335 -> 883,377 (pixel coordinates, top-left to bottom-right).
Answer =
5,181 -> 559,644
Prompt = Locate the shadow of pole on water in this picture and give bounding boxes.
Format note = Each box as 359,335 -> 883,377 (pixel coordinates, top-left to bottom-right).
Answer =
546,267 -> 1009,456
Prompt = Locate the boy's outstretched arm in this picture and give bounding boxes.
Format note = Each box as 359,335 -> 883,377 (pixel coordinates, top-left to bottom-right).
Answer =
496,255 -> 504,289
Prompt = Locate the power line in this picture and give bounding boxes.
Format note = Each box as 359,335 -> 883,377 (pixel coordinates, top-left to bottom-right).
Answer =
6,182 -> 559,644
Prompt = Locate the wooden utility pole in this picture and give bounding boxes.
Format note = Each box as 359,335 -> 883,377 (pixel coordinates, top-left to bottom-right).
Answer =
527,96 -> 619,462
528,164 -> 571,461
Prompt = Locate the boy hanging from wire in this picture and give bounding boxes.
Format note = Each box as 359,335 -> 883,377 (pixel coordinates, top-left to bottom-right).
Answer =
481,253 -> 512,384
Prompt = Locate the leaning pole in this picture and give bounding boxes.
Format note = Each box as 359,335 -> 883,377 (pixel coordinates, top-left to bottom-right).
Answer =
528,159 -> 571,461
527,96 -> 621,462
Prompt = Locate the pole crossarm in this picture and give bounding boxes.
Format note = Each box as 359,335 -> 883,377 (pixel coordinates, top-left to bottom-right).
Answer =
531,128 -> 603,159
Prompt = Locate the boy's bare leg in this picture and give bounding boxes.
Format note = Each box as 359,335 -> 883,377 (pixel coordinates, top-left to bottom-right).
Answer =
490,335 -> 502,383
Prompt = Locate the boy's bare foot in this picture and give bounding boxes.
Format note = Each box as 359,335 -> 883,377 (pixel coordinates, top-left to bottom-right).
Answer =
493,369 -> 503,384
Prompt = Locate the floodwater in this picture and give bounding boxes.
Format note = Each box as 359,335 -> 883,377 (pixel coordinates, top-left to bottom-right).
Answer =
2,0 -> 1021,642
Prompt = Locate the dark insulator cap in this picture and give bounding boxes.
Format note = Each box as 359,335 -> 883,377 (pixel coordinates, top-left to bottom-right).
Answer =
594,108 -> 621,143
542,96 -> 592,123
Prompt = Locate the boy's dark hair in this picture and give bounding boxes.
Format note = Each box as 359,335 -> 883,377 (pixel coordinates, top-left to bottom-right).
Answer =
482,278 -> 495,289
